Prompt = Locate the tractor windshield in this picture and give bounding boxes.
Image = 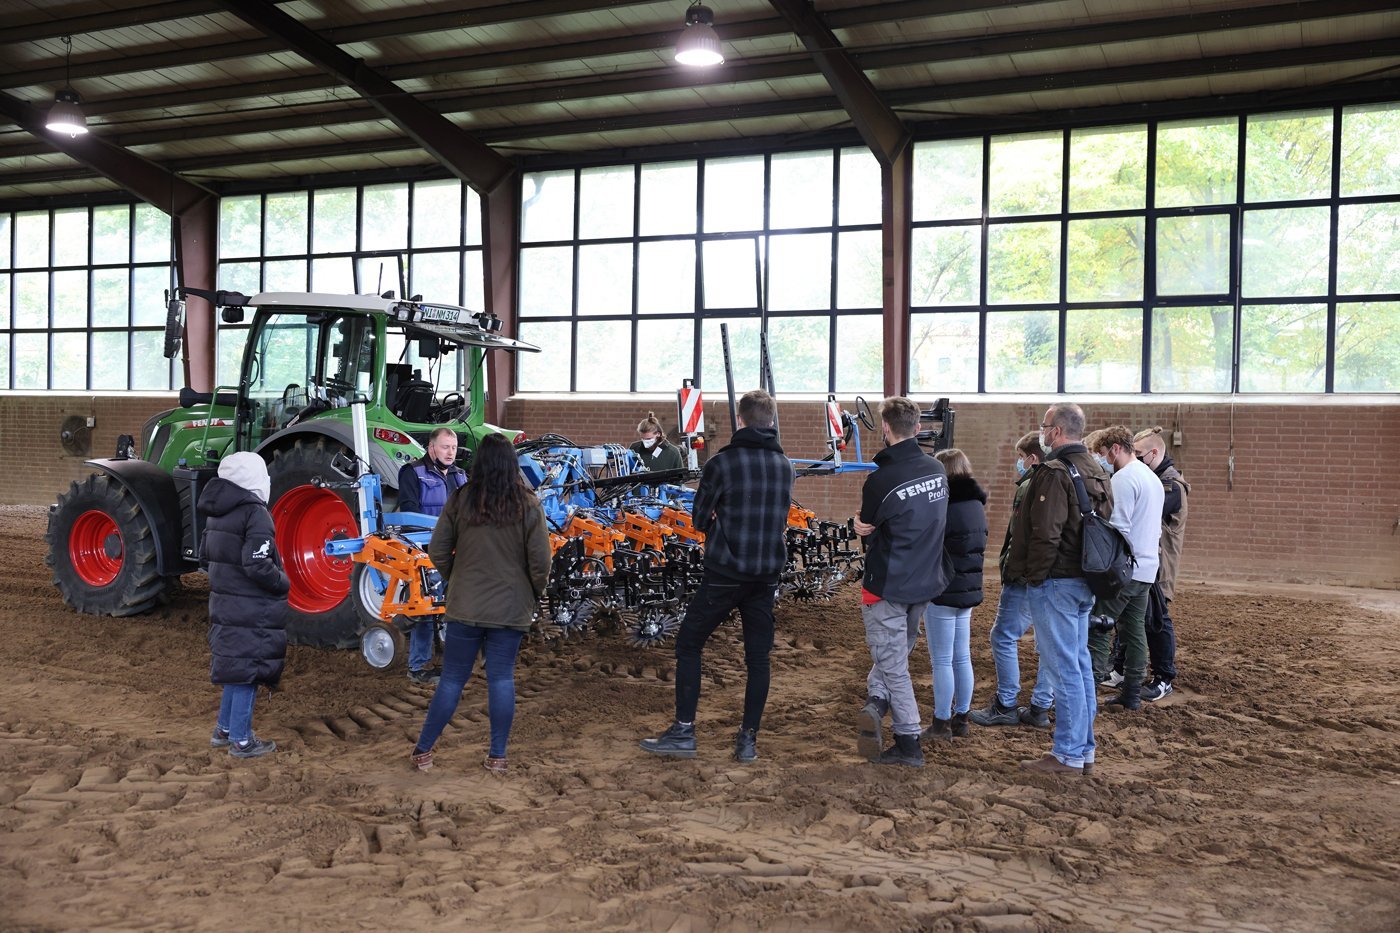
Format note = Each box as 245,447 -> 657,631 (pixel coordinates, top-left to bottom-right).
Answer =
383,323 -> 474,424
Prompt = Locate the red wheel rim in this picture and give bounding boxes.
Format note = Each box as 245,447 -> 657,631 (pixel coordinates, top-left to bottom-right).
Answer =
69,510 -> 124,586
272,485 -> 356,613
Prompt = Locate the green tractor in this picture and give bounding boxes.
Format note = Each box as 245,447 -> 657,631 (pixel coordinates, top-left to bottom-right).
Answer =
45,289 -> 538,648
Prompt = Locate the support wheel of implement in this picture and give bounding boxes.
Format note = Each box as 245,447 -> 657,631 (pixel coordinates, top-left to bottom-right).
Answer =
351,562 -> 410,631
46,473 -> 172,616
269,437 -> 362,648
361,620 -> 406,670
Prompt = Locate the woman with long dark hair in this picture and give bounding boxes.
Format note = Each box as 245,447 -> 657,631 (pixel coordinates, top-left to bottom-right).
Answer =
411,432 -> 551,773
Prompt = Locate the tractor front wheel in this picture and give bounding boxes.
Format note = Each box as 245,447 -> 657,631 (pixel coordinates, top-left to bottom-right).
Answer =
269,437 -> 363,648
46,473 -> 171,616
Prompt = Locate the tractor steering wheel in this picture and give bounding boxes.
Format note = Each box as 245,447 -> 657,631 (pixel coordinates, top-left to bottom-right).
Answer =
855,396 -> 875,431
434,392 -> 466,422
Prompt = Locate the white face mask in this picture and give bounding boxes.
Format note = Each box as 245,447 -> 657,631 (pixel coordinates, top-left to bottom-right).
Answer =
1094,453 -> 1114,475
641,437 -> 657,449
1038,430 -> 1053,455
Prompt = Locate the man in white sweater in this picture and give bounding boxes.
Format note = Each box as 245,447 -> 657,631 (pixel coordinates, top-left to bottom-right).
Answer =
1084,425 -> 1163,711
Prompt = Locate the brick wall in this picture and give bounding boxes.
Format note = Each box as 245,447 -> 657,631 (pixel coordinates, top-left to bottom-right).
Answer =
5,392 -> 1397,588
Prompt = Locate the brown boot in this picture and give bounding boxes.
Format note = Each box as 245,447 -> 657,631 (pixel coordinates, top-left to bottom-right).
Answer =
920,718 -> 951,743
950,712 -> 969,737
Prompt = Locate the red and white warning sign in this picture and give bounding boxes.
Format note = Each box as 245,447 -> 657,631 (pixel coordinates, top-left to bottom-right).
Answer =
678,385 -> 705,436
825,400 -> 843,442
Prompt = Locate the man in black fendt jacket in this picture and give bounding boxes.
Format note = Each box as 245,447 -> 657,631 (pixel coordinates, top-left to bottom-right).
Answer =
854,397 -> 949,768
642,389 -> 795,764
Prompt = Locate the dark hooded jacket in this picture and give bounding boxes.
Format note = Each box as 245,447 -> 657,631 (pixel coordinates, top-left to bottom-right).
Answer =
1153,453 -> 1190,600
1002,442 -> 1113,586
692,426 -> 795,582
933,475 -> 989,609
860,438 -> 949,603
198,478 -> 290,687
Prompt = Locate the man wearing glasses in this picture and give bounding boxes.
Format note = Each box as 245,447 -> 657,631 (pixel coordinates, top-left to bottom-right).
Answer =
1002,403 -> 1113,775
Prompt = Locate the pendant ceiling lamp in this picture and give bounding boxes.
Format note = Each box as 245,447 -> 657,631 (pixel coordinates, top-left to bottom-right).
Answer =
675,2 -> 724,67
46,35 -> 88,137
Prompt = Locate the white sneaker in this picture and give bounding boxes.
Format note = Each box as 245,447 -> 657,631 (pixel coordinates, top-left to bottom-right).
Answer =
1097,670 -> 1124,690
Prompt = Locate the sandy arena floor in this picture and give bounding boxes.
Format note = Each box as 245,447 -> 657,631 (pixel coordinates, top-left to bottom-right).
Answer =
1,504 -> 1397,932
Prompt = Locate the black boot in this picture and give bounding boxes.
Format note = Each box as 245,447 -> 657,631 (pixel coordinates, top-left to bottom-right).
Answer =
875,732 -> 924,768
950,712 -> 969,737
1018,704 -> 1051,729
733,727 -> 757,764
641,721 -> 697,758
856,696 -> 889,762
920,718 -> 951,742
1104,679 -> 1142,712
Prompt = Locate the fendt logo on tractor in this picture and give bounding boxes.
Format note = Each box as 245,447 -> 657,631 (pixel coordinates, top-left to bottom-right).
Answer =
45,289 -> 539,650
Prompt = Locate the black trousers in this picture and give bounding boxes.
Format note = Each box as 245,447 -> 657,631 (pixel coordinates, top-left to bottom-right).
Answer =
1113,582 -> 1177,682
674,572 -> 777,731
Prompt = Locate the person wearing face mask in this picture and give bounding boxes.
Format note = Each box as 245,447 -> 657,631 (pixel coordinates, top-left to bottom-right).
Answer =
1132,426 -> 1189,702
1084,425 -> 1163,712
1002,403 -> 1111,775
397,427 -> 468,685
968,431 -> 1056,730
630,412 -> 687,472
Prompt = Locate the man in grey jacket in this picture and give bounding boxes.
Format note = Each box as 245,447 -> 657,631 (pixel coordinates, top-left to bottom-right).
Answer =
853,397 -> 949,768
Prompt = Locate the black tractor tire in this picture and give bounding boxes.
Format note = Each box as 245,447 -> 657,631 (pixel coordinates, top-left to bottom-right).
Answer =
45,473 -> 171,617
268,437 -> 365,649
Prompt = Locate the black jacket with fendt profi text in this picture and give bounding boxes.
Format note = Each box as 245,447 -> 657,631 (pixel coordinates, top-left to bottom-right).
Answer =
198,478 -> 290,687
691,426 -> 795,583
860,438 -> 950,604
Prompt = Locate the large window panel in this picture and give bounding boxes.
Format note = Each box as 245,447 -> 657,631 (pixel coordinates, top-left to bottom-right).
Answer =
834,314 -> 883,395
837,230 -> 882,309
638,240 -> 695,314
13,333 -> 45,389
839,147 -> 882,226
700,317 -> 759,393
911,225 -> 980,307
465,187 -> 483,248
985,310 -> 1057,392
361,184 -> 409,251
132,267 -> 169,326
579,166 -> 635,240
133,205 -> 170,264
0,275 -> 9,328
1245,110 -> 1333,203
410,251 -> 460,305
263,260 -> 307,292
52,270 -> 87,328
52,332 -> 87,390
412,180 -> 461,248
639,161 -> 697,235
577,243 -> 633,315
909,311 -> 977,394
768,233 -> 831,311
91,331 -> 127,390
219,261 -> 260,295
1157,214 -> 1230,295
311,257 -> 353,294
92,206 -> 130,265
357,256 -> 401,296
1335,302 -> 1400,392
264,191 -> 307,256
1241,207 -> 1330,297
220,196 -> 261,259
313,188 -> 356,253
130,331 -> 172,390
0,215 -> 9,269
1156,118 -> 1238,208
1240,303 -> 1326,392
915,138 -> 983,221
216,327 -> 248,388
767,315 -> 830,392
989,133 -> 1062,217
92,270 -> 129,327
636,319 -> 695,392
575,321 -> 632,391
702,238 -> 759,309
522,171 -> 575,243
463,252 -> 485,311
770,151 -> 833,229
1069,126 -> 1146,212
704,157 -> 765,233
1151,306 -> 1233,392
987,222 -> 1060,304
1067,217 -> 1144,302
0,334 -> 7,386
1336,202 -> 1400,295
1341,104 -> 1400,197
519,246 -> 574,316
53,209 -> 88,267
14,272 -> 46,328
517,321 -> 571,391
15,212 -> 48,268
1065,308 -> 1142,392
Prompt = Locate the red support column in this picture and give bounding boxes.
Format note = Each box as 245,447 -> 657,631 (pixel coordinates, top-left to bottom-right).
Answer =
175,196 -> 218,392
482,176 -> 521,427
881,149 -> 912,398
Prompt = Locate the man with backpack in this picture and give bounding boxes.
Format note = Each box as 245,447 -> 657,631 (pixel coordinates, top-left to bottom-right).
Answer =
1002,404 -> 1112,775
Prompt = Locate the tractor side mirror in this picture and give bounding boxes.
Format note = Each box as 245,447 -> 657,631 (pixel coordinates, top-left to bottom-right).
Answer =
221,307 -> 245,324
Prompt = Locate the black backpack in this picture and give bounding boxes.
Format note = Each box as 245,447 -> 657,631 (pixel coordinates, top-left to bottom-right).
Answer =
1065,463 -> 1135,599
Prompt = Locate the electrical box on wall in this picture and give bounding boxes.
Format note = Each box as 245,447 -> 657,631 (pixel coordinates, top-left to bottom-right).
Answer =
1172,430 -> 1183,446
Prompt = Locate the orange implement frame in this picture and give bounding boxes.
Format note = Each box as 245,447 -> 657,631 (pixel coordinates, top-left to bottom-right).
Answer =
788,503 -> 816,530
560,513 -> 626,570
353,534 -> 444,622
660,507 -> 705,545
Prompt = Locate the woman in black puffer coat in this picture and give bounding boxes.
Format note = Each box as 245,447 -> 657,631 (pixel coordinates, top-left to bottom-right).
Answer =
922,448 -> 988,741
198,452 -> 289,759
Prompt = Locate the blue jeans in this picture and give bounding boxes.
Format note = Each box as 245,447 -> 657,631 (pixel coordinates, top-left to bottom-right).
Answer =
1026,578 -> 1096,767
415,623 -> 525,759
216,684 -> 257,744
408,620 -> 436,672
924,604 -> 973,720
989,584 -> 1054,710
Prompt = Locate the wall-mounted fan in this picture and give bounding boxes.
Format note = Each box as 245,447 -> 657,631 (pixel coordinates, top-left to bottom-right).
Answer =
60,415 -> 92,458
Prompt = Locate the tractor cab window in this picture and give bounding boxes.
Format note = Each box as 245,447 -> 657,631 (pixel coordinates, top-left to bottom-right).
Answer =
241,311 -> 318,449
384,324 -> 469,424
325,314 -> 376,403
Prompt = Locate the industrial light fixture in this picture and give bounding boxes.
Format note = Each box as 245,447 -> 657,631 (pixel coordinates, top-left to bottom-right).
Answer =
675,2 -> 724,67
45,35 -> 88,137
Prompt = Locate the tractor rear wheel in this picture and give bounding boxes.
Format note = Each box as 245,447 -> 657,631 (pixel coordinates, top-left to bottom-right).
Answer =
268,437 -> 363,648
46,473 -> 171,616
